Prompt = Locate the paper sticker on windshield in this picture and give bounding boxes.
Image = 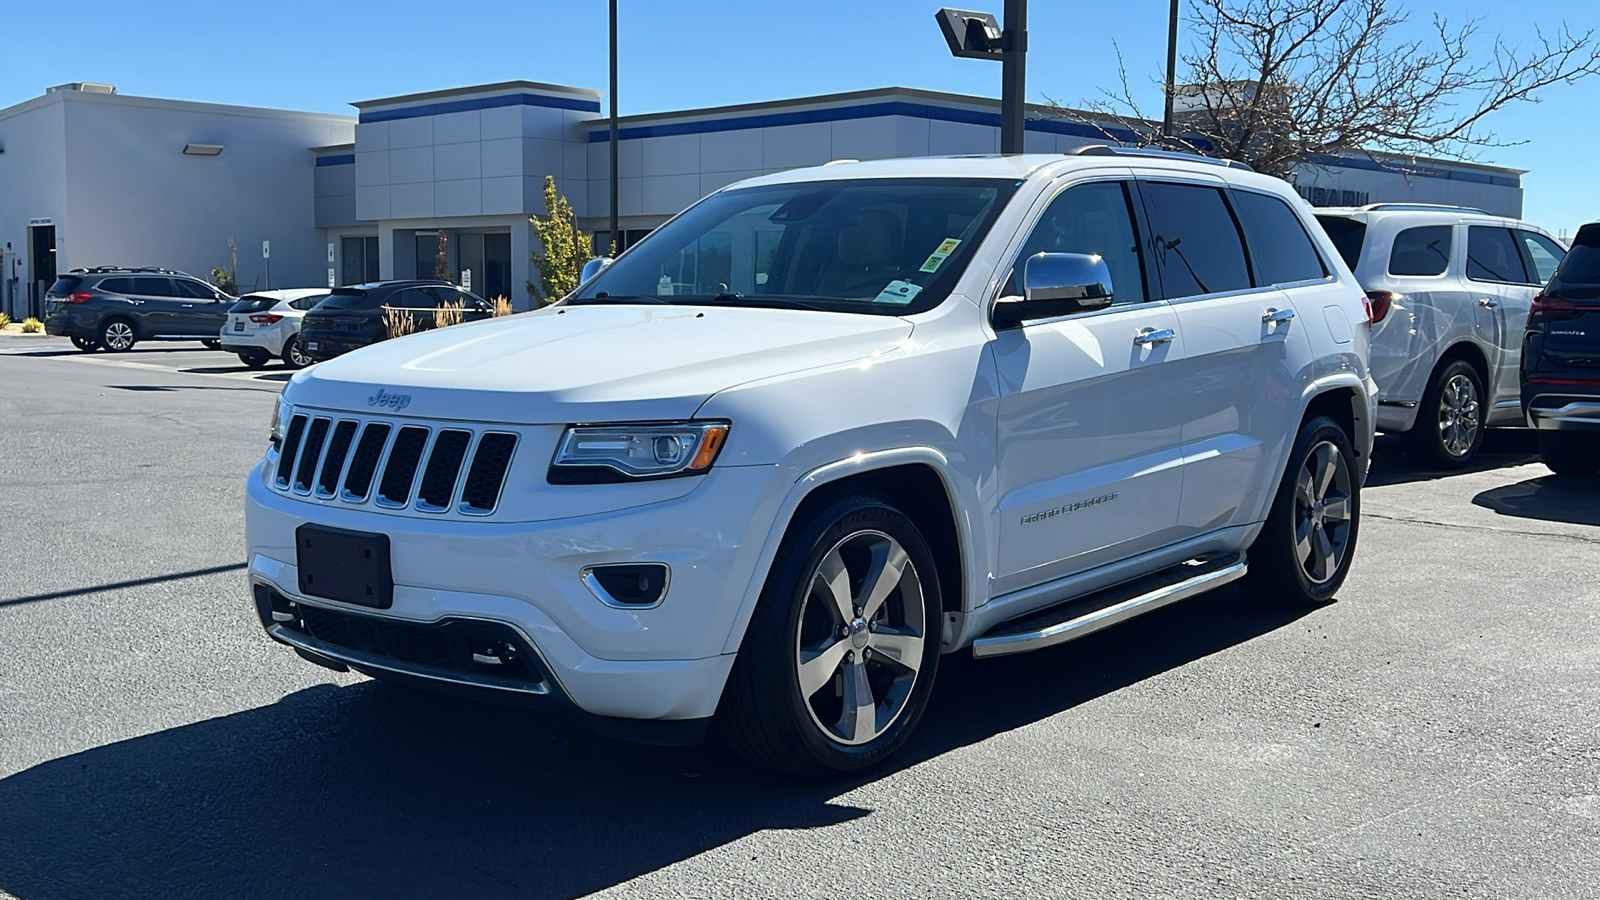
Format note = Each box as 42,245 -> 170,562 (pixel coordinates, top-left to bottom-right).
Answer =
918,238 -> 962,273
874,280 -> 924,305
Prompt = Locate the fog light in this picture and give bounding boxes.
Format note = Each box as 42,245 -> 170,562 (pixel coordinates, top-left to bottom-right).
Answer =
582,564 -> 670,608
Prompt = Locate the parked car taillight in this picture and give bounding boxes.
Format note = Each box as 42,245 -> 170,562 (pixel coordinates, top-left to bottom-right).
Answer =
68,292 -> 93,303
249,314 -> 284,324
1363,290 -> 1399,324
1527,293 -> 1578,325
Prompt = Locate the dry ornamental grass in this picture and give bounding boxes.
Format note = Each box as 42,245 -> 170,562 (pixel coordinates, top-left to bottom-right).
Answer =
433,300 -> 464,330
383,306 -> 416,340
491,296 -> 514,317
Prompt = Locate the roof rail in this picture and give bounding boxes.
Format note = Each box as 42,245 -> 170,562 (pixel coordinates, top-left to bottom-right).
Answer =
1068,144 -> 1255,172
66,265 -> 197,277
1361,202 -> 1490,215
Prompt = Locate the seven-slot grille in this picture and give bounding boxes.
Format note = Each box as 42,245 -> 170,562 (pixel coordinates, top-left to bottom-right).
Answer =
274,414 -> 516,515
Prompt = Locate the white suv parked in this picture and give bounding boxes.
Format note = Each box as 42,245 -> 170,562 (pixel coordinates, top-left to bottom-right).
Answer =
1314,205 -> 1566,467
246,148 -> 1376,776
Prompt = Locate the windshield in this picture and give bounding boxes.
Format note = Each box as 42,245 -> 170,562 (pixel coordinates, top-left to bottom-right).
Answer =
573,178 -> 1020,315
1315,216 -> 1366,270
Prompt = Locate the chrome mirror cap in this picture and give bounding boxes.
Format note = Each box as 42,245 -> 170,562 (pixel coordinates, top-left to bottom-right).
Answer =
1023,252 -> 1114,306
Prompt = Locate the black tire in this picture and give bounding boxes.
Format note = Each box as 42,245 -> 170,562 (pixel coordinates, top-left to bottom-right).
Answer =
1245,415 -> 1361,606
201,339 -> 222,351
281,334 -> 312,369
720,492 -> 942,778
1537,431 -> 1600,477
70,336 -> 99,352
100,318 -> 137,352
237,350 -> 272,369
1403,358 -> 1485,469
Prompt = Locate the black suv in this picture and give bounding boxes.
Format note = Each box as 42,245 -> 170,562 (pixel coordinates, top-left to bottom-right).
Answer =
44,267 -> 236,352
299,280 -> 493,362
1522,221 -> 1600,475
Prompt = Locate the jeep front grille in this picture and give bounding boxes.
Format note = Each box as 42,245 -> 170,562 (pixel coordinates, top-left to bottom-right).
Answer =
274,414 -> 517,515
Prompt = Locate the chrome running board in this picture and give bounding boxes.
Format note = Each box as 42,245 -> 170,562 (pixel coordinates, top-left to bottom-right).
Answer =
971,553 -> 1248,659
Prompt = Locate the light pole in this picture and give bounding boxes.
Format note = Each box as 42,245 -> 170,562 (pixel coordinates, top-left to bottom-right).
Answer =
936,3 -> 1029,155
608,0 -> 619,255
1162,0 -> 1179,139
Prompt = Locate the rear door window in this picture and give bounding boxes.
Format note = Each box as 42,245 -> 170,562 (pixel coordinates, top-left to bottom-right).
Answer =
1516,231 -> 1565,285
1233,190 -> 1328,285
1388,226 -> 1452,276
289,294 -> 329,311
1315,216 -> 1366,270
97,277 -> 137,294
1140,181 -> 1253,299
132,277 -> 182,297
1466,226 -> 1529,284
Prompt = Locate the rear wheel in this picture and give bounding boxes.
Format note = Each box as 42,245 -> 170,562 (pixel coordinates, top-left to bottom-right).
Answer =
282,334 -> 312,369
1404,359 -> 1484,469
100,319 -> 136,352
720,493 -> 941,778
70,336 -> 99,352
1537,431 -> 1600,477
1245,415 -> 1360,606
236,349 -> 272,369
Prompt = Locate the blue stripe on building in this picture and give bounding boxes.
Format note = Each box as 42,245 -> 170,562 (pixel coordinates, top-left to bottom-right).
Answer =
315,154 -> 355,167
1303,154 -> 1518,187
359,92 -> 601,124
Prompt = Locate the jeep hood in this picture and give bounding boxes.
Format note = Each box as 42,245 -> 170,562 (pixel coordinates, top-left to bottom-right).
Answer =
285,304 -> 913,423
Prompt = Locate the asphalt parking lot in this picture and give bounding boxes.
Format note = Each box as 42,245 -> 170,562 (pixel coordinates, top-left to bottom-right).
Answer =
1,335 -> 1597,900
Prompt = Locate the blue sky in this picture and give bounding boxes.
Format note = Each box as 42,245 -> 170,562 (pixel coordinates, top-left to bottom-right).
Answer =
3,0 -> 1594,235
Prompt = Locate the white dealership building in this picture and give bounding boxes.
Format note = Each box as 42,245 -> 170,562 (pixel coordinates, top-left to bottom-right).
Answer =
0,79 -> 1527,319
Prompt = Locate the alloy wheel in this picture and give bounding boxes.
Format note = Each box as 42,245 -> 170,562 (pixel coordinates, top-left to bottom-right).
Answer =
1437,373 -> 1481,458
102,322 -> 134,351
794,530 -> 926,746
286,337 -> 312,368
1294,441 -> 1354,584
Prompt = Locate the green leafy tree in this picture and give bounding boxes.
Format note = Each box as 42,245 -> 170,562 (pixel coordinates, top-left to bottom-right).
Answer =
527,175 -> 593,306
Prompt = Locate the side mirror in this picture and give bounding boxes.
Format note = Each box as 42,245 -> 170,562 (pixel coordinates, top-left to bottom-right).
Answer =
992,252 -> 1114,330
580,257 -> 614,284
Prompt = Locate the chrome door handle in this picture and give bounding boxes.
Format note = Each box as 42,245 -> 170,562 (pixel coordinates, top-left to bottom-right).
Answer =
1262,307 -> 1296,324
128,300 -> 144,305
1134,327 -> 1176,346
1478,298 -> 1499,308
181,303 -> 195,308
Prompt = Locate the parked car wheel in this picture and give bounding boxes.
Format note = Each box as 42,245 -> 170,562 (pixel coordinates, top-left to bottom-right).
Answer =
1245,415 -> 1360,606
70,336 -> 99,352
237,349 -> 272,369
720,493 -> 942,778
201,339 -> 222,351
100,319 -> 137,352
282,335 -> 312,369
1536,432 -> 1600,477
1404,359 -> 1484,469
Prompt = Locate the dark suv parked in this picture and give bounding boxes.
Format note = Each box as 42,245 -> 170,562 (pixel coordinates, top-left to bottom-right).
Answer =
1522,221 -> 1600,475
44,267 -> 236,352
299,280 -> 493,362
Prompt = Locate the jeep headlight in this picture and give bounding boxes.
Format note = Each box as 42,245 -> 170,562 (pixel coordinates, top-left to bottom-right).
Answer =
549,421 -> 730,483
270,398 -> 291,447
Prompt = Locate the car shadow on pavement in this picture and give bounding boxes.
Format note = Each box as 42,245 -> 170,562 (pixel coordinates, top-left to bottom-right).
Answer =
1364,430 -> 1542,487
1472,474 -> 1600,526
0,584 -> 1313,900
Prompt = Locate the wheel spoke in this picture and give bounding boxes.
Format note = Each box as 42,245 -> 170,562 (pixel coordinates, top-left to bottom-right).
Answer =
1312,524 -> 1336,581
1313,444 -> 1339,497
796,639 -> 850,699
838,657 -> 878,744
1322,493 -> 1352,524
867,630 -> 922,674
859,541 -> 909,621
1295,517 -> 1314,565
813,551 -> 854,624
1296,469 -> 1316,508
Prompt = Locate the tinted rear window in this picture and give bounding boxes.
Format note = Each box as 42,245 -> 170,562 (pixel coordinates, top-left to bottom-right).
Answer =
315,290 -> 379,311
1142,182 -> 1253,298
98,277 -> 137,294
1389,226 -> 1452,277
48,277 -> 84,295
230,295 -> 279,314
1552,226 -> 1600,286
1235,191 -> 1328,285
1315,216 -> 1366,270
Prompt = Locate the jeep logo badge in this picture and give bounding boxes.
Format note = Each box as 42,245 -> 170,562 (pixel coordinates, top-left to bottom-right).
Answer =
368,389 -> 411,411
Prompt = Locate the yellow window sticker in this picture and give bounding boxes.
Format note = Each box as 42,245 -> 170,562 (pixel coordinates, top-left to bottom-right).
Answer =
918,238 -> 962,273
874,280 -> 924,305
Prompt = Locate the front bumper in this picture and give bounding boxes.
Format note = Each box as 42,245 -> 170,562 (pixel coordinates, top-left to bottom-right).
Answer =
245,459 -> 784,722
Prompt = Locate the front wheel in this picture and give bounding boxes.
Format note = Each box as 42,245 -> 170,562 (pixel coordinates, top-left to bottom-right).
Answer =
720,493 -> 942,778
1245,415 -> 1361,606
1537,431 -> 1600,477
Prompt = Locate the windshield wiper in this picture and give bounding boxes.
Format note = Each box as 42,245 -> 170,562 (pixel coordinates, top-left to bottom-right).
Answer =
680,292 -> 833,312
568,293 -> 674,305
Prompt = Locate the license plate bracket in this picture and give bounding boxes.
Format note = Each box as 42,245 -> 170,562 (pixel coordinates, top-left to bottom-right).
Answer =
296,524 -> 393,608
234,322 -> 245,331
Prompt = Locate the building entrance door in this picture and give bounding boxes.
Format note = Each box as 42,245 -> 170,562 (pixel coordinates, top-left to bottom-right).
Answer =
29,226 -> 57,320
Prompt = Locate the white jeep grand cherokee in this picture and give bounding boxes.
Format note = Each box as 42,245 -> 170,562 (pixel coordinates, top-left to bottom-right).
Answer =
247,148 -> 1377,776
